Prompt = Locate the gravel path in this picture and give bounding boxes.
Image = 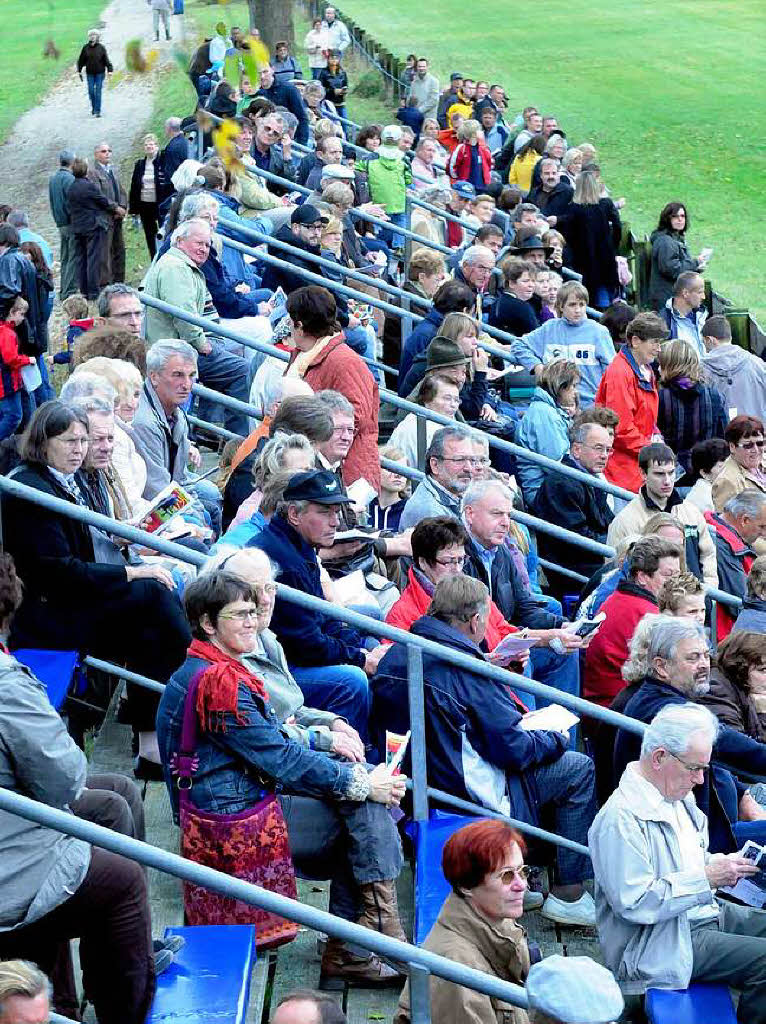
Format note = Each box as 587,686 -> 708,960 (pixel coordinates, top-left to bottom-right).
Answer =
0,0 -> 179,263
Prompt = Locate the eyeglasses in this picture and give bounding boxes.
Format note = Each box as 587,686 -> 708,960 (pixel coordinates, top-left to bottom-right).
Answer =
218,606 -> 259,622
254,581 -> 277,596
434,556 -> 465,568
669,751 -> 709,774
440,456 -> 480,466
737,439 -> 765,450
262,126 -> 282,136
497,865 -> 530,885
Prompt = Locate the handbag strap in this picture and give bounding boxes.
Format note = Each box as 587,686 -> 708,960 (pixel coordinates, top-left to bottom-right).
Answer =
170,668 -> 206,801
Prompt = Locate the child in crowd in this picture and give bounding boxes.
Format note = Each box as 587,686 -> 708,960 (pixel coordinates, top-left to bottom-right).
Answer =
55,293 -> 93,367
366,124 -> 412,252
509,281 -> 616,405
535,269 -> 563,322
0,297 -> 34,440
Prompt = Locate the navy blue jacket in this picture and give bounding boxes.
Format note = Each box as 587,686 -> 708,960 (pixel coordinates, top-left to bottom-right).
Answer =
157,655 -> 354,822
260,224 -> 350,327
156,232 -> 261,320
463,534 -> 562,629
248,515 -> 366,669
256,81 -> 309,144
372,615 -> 568,822
399,308 -> 444,386
615,676 -> 747,853
162,133 -> 190,182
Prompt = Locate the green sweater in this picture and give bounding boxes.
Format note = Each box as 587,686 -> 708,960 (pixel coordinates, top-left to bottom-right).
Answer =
143,246 -> 208,352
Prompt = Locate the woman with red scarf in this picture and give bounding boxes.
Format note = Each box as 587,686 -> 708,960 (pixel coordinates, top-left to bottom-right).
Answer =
156,571 -> 407,987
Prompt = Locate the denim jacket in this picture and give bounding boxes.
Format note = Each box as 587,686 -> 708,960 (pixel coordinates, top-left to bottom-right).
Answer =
157,655 -> 355,822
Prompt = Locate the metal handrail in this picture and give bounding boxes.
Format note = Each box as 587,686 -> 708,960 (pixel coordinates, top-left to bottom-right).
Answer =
0,474 -> 652,731
0,787 -> 529,1014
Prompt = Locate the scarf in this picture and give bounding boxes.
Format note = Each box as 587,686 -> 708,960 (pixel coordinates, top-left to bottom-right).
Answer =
187,638 -> 269,732
286,333 -> 339,379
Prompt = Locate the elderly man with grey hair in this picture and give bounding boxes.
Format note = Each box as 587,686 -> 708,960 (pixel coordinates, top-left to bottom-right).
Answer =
591,700 -> 766,1019
399,426 -> 476,530
143,216 -> 251,437
614,614 -> 766,856
708,489 -> 766,635
161,115 -> 189,182
49,149 -> 78,298
97,282 -> 143,336
7,210 -> 53,269
455,243 -> 499,318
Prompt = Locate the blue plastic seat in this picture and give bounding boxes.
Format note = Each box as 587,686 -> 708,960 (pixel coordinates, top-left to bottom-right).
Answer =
146,924 -> 256,1024
645,982 -> 736,1024
12,649 -> 80,710
412,809 -> 475,945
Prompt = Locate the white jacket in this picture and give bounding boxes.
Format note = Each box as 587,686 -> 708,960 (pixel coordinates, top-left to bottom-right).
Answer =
589,763 -> 716,994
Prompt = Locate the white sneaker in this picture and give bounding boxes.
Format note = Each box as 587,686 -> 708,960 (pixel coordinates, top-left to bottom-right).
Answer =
523,890 -> 544,911
540,891 -> 596,927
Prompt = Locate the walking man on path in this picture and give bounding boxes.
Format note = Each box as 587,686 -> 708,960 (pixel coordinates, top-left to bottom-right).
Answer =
76,29 -> 113,118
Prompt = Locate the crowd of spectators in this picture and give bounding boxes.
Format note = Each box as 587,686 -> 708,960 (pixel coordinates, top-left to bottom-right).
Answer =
1,13 -> 766,1024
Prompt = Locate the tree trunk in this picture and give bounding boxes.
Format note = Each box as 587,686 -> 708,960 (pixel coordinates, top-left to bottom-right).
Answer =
258,0 -> 295,53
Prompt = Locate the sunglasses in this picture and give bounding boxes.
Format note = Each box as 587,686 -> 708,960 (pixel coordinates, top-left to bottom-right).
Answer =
497,865 -> 530,885
737,439 -> 765,450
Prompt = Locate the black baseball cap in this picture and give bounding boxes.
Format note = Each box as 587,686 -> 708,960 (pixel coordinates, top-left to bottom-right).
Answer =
291,204 -> 329,226
283,469 -> 351,505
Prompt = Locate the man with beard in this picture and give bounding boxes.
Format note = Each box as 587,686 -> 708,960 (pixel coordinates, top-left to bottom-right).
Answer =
399,427 -> 476,529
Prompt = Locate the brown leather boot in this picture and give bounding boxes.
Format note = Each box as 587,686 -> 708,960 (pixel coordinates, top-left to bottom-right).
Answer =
357,880 -> 407,943
320,939 -> 403,989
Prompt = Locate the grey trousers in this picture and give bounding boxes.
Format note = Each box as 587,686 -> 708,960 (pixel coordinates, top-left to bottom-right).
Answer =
534,750 -> 596,884
692,900 -> 766,1023
58,225 -> 79,300
279,794 -> 403,922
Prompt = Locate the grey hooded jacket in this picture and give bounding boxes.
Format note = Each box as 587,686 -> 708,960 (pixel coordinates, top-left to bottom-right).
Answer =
703,342 -> 766,420
0,652 -> 90,930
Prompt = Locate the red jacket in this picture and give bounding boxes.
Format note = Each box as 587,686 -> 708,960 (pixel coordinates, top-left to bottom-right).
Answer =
595,348 -> 658,493
293,334 -> 380,490
447,141 -> 493,186
0,321 -> 32,399
584,580 -> 658,706
386,567 -> 517,651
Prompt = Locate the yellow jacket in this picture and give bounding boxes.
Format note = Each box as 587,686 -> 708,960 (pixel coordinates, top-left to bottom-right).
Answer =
508,151 -> 540,192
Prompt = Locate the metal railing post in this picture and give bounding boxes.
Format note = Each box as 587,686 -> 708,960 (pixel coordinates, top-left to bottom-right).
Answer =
404,191 -> 413,275
407,645 -> 429,822
409,964 -> 432,1024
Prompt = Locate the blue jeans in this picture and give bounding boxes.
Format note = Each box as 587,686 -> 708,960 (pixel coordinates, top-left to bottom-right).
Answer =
530,643 -> 581,745
33,355 -> 55,405
291,663 -> 370,742
343,324 -> 382,384
0,390 -> 23,440
533,751 -> 596,885
87,73 -> 104,115
380,211 -> 407,251
197,343 -> 250,437
188,477 -> 222,538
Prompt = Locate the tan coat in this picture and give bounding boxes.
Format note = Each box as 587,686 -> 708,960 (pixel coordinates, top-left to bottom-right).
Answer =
607,490 -> 718,589
712,455 -> 766,555
396,893 -> 530,1024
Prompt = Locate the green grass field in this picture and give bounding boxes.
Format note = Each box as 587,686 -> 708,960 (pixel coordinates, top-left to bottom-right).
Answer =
335,0 -> 766,323
0,0 -> 108,142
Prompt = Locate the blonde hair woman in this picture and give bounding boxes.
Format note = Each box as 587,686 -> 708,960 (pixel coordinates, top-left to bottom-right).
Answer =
128,132 -> 170,258
657,338 -> 728,472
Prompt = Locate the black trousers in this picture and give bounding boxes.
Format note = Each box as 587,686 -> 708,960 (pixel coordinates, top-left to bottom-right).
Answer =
137,201 -> 159,259
0,848 -> 155,1024
75,228 -> 108,300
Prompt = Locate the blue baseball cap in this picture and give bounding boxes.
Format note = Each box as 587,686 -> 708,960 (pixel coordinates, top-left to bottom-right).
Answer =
450,181 -> 476,199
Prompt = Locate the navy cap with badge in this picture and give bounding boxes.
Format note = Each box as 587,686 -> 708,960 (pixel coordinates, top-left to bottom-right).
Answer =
283,469 -> 352,505
291,204 -> 329,226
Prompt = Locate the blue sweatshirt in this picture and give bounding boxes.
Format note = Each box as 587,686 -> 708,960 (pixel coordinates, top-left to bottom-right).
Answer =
509,317 -> 616,406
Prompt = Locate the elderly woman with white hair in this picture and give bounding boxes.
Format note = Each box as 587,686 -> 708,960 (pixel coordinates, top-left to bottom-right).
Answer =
76,28 -> 113,117
592,699 -> 766,1018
